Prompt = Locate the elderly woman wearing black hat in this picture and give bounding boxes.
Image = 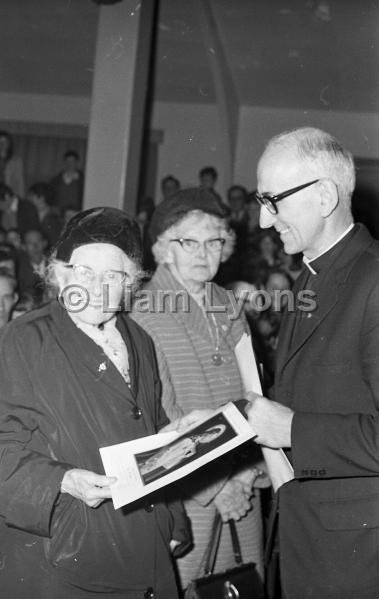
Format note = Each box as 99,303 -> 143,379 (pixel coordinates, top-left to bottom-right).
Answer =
0,207 -> 190,598
132,188 -> 267,591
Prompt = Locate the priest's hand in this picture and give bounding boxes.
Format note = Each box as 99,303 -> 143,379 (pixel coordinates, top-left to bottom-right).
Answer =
61,469 -> 117,508
246,392 -> 294,448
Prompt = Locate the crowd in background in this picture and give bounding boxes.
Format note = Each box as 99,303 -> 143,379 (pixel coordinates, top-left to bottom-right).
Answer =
0,127 -> 302,393
0,130 -> 84,319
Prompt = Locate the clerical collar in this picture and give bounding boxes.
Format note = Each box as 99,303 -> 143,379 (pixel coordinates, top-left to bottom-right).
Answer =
303,223 -> 355,275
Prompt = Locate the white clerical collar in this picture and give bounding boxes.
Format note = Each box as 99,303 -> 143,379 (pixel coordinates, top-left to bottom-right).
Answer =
303,223 -> 355,275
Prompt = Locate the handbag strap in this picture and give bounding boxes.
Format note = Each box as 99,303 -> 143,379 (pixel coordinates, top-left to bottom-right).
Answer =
196,511 -> 223,577
195,514 -> 244,578
228,519 -> 242,565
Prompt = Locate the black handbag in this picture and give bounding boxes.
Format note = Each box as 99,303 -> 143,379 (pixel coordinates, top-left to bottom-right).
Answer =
185,512 -> 265,599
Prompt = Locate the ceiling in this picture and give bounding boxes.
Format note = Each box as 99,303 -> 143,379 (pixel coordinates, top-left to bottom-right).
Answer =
0,0 -> 378,112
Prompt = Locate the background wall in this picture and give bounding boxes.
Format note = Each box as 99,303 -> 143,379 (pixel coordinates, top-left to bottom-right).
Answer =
153,102 -> 379,198
1,91 -> 379,203
151,102 -> 228,201
235,105 -> 379,191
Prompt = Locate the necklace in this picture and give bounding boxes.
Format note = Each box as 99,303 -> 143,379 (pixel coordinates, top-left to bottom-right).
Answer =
206,312 -> 223,366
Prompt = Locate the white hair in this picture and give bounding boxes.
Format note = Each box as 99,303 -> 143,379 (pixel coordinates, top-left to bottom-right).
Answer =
152,210 -> 235,265
261,127 -> 356,206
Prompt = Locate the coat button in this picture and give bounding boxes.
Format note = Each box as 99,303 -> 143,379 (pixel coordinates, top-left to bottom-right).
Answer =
132,406 -> 142,419
144,587 -> 155,598
145,502 -> 154,512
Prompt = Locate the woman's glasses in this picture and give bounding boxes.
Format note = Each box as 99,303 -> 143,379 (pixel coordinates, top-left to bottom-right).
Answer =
66,264 -> 129,286
169,238 -> 226,254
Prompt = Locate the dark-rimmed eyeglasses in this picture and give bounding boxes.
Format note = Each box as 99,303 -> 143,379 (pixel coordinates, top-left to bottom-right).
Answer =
169,238 -> 226,254
66,264 -> 129,286
255,179 -> 320,215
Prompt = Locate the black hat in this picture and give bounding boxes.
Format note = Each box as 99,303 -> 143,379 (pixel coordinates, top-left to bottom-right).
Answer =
54,207 -> 142,263
149,187 -> 229,244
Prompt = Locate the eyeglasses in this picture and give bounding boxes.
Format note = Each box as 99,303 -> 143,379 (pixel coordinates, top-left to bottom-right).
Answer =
169,238 -> 226,254
255,179 -> 320,215
66,264 -> 129,286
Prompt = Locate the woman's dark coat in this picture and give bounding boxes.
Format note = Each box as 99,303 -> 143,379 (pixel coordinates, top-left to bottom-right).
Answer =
0,300 -> 189,598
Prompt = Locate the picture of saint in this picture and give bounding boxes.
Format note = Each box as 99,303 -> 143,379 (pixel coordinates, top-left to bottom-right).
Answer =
135,413 -> 235,485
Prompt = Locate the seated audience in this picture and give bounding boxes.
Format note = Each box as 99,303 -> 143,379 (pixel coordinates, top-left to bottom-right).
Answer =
0,243 -> 17,277
246,191 -> 261,233
160,175 -> 180,202
227,184 -> 249,253
0,268 -> 18,327
63,207 -> 80,226
265,268 -> 292,313
0,183 -> 39,236
5,227 -> 22,250
0,130 -> 25,198
28,182 -> 63,247
50,149 -> 84,214
279,250 -> 303,282
198,165 -> 223,204
18,229 -> 48,307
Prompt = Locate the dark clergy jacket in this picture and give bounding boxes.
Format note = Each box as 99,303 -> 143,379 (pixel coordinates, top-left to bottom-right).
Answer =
276,224 -> 379,599
0,300 -> 189,598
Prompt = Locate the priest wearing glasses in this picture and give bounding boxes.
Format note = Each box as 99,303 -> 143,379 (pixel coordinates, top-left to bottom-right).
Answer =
249,127 -> 379,599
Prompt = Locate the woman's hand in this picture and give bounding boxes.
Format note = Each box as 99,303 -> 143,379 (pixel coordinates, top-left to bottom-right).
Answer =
161,409 -> 215,434
61,469 -> 117,508
213,479 -> 252,522
233,463 -> 271,490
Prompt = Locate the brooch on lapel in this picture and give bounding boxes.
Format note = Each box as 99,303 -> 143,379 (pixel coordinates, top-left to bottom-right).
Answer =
98,362 -> 107,372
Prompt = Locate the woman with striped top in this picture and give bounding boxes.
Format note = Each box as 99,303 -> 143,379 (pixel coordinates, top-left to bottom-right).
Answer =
132,188 -> 268,591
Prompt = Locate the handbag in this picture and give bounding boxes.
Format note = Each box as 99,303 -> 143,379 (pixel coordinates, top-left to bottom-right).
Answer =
185,512 -> 265,599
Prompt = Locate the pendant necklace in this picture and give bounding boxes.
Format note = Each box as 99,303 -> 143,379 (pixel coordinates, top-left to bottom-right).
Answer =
206,312 -> 223,366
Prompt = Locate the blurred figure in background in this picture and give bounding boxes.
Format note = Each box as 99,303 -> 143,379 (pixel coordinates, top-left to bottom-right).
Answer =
28,182 -> 63,248
0,243 -> 17,277
279,250 -> 303,282
258,230 -> 282,268
0,130 -> 25,198
198,166 -> 223,204
246,191 -> 261,234
160,174 -> 180,202
50,150 -> 84,215
227,184 -> 249,254
63,207 -> 80,227
18,229 -> 48,307
0,183 -> 39,236
5,228 -> 22,251
0,227 -> 6,244
0,268 -> 18,327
